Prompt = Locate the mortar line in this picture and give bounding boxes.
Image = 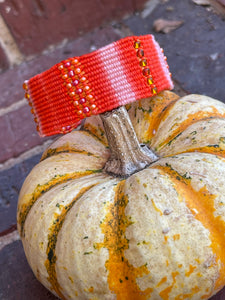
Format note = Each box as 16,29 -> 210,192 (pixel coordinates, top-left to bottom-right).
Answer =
0,98 -> 27,117
0,229 -> 20,252
0,139 -> 53,172
0,14 -> 24,66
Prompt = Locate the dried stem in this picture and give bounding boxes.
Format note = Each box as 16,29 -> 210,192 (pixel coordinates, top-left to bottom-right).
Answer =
100,106 -> 158,177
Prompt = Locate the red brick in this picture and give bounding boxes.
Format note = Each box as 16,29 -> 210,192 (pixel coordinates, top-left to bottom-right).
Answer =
134,0 -> 149,10
0,104 -> 49,163
0,240 -> 58,300
0,26 -> 121,109
0,45 -> 9,72
0,154 -> 42,233
0,0 -> 135,56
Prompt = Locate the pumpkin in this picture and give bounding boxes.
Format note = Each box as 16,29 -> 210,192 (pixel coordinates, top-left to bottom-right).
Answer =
17,90 -> 225,300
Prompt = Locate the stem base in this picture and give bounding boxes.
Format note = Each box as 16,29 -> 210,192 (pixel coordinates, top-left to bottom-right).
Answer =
100,106 -> 158,177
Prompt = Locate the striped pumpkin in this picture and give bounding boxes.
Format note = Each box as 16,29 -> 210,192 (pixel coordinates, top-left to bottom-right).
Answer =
17,90 -> 225,299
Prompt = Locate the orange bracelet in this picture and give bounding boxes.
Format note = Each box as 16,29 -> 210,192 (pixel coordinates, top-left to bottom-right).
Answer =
23,35 -> 173,137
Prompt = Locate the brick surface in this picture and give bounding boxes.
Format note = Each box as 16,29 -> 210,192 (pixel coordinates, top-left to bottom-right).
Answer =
0,104 -> 49,163
0,153 -> 41,232
134,0 -> 150,11
0,26 -> 121,109
123,0 -> 225,102
0,0 -> 144,56
0,240 -> 58,300
0,45 -> 9,73
1,1 -> 225,299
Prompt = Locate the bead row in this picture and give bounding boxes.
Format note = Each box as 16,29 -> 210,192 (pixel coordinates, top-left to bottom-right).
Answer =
57,58 -> 97,133
23,80 -> 40,132
134,39 -> 170,95
134,39 -> 157,95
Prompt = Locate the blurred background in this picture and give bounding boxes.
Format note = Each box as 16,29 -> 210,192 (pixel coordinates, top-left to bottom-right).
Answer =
0,0 -> 225,299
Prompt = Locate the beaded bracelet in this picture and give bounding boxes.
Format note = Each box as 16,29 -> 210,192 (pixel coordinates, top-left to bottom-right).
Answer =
23,34 -> 173,137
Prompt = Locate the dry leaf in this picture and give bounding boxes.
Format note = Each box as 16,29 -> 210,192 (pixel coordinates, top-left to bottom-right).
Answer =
192,0 -> 225,18
192,0 -> 211,5
153,19 -> 184,34
218,0 -> 225,6
210,0 -> 225,17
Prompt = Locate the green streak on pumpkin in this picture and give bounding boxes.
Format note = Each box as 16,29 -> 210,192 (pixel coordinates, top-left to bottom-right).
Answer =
171,145 -> 225,158
83,124 -> 108,147
41,146 -> 99,161
18,170 -> 102,236
157,112 -> 225,151
96,181 -> 153,299
45,184 -> 98,300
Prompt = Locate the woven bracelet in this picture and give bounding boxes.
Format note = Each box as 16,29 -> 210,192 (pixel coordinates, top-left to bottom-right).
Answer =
23,34 -> 173,137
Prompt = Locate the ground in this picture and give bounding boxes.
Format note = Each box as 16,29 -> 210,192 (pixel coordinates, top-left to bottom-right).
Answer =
0,0 -> 225,299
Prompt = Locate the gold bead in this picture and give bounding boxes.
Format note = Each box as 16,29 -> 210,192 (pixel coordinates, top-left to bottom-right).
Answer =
23,80 -> 28,90
147,77 -> 153,85
25,92 -> 30,99
140,59 -> 147,67
134,40 -> 141,49
152,87 -> 157,94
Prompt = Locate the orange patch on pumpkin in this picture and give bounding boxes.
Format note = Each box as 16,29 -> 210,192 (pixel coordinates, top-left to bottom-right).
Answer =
173,234 -> 180,241
151,198 -> 163,215
156,276 -> 167,287
185,265 -> 197,277
159,271 -> 179,300
174,286 -> 201,300
96,181 -> 153,299
158,108 -> 225,150
156,164 -> 225,291
143,93 -> 179,143
176,145 -> 225,158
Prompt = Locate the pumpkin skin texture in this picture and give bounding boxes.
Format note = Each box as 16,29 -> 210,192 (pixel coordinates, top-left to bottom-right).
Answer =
17,91 -> 225,300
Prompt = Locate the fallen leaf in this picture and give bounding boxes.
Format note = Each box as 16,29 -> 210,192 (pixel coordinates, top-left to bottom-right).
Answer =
192,0 -> 211,5
153,19 -> 184,33
192,0 -> 225,18
210,0 -> 225,17
218,0 -> 225,6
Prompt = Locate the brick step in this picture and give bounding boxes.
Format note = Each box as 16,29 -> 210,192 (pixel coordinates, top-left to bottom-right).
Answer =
1,0 -> 225,298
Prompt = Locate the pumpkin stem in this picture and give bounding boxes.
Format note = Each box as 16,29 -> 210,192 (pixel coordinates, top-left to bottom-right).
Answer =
100,106 -> 158,177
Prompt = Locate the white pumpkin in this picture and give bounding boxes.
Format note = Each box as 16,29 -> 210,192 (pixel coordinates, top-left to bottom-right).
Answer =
18,91 -> 225,299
